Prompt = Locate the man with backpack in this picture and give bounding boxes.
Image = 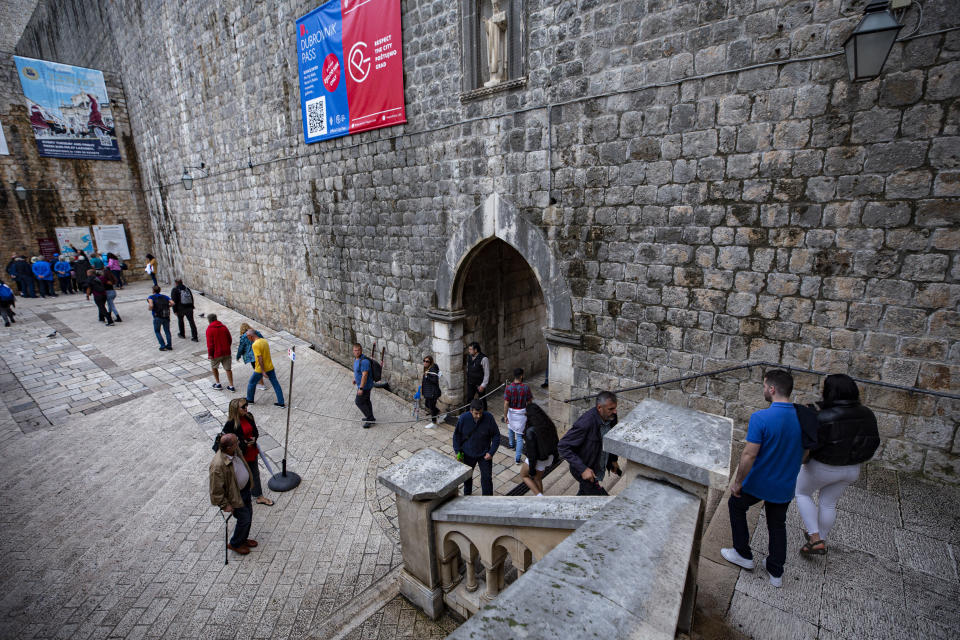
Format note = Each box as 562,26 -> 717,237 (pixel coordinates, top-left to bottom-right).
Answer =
352,343 -> 377,428
147,285 -> 174,351
0,280 -> 16,326
170,278 -> 198,342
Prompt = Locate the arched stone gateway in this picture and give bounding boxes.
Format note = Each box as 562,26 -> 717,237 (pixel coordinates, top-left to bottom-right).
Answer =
436,193 -> 572,332
428,194 -> 581,423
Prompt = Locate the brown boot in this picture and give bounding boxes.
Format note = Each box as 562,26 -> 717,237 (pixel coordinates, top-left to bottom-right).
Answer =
227,543 -> 250,554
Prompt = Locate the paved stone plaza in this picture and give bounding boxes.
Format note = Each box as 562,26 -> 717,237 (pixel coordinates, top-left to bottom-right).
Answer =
0,281 -> 957,640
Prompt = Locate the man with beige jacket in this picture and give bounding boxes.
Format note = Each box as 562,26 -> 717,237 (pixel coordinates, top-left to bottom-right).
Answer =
209,433 -> 258,554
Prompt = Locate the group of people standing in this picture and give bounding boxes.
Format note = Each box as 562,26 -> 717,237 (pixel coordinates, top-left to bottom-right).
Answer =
6,250 -> 124,298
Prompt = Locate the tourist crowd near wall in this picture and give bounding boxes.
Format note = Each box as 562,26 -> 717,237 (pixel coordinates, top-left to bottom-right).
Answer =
10,0 -> 960,482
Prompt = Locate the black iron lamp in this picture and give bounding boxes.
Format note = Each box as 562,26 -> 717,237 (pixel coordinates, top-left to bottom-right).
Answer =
181,162 -> 207,190
843,0 -> 904,82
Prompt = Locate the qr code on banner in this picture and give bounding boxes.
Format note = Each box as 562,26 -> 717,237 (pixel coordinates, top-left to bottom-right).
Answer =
305,96 -> 327,137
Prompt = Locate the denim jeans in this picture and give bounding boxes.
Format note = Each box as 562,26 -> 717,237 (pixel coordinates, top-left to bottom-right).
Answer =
246,368 -> 284,405
229,487 -> 253,546
247,456 -> 264,497
150,273 -> 158,287
23,278 -> 36,297
508,430 -> 524,463
728,492 -> 790,578
153,316 -> 171,347
105,290 -> 119,318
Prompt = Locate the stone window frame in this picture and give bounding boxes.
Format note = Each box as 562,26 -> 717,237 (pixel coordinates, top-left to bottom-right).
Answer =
459,0 -> 526,102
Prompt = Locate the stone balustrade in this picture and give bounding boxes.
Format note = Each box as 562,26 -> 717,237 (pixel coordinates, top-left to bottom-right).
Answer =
377,399 -> 733,637
432,496 -> 610,617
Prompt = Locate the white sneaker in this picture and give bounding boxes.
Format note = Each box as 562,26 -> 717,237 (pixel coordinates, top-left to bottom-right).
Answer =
721,548 -> 755,570
769,574 -> 782,588
423,423 -> 435,429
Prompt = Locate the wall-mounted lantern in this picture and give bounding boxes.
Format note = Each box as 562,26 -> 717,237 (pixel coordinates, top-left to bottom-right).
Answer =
181,162 -> 208,190
843,0 -> 904,82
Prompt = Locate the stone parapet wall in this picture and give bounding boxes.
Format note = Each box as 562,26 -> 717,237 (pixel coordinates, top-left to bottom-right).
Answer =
16,0 -> 957,481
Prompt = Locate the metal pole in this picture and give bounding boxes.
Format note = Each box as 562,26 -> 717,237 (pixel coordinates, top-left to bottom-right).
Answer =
268,346 -> 301,491
283,346 -> 294,475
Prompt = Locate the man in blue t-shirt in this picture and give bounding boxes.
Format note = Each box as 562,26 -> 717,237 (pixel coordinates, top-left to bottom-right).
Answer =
722,369 -> 806,588
352,343 -> 375,428
147,285 -> 174,351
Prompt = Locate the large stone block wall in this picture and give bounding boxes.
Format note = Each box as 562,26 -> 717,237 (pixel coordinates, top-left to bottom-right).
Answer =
17,0 -> 959,481
0,53 -> 153,277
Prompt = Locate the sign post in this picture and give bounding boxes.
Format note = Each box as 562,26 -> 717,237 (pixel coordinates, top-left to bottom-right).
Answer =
268,346 -> 302,491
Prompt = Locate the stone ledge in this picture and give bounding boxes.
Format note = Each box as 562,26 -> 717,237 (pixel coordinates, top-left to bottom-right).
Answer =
377,448 -> 471,501
543,327 -> 583,347
426,307 -> 466,322
459,77 -> 527,102
447,476 -> 701,640
605,399 -> 733,490
431,495 -> 611,529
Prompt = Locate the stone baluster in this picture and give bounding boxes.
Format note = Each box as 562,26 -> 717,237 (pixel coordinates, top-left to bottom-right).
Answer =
377,448 -> 473,619
603,399 -> 733,635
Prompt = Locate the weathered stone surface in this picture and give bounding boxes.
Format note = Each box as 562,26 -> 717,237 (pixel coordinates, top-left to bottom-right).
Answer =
604,399 -> 733,489
378,448 -> 471,501
447,476 -> 700,640
431,495 -> 611,529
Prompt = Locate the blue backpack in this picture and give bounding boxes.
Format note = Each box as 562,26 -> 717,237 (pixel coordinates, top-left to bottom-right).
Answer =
0,284 -> 14,302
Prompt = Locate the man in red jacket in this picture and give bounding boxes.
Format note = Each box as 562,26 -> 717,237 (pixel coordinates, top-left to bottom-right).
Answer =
206,313 -> 235,391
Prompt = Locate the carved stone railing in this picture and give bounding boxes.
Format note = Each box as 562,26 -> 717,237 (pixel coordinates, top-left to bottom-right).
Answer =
377,400 -> 733,638
432,496 -> 610,617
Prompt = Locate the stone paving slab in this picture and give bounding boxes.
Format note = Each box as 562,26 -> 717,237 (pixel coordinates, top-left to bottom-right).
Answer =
0,282 -> 453,640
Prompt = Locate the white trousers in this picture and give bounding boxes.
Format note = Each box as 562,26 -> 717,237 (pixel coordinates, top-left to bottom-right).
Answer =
795,459 -> 860,540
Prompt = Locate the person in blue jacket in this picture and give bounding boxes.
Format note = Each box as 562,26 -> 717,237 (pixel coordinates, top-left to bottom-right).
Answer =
453,399 -> 501,496
31,257 -> 56,297
54,254 -> 74,294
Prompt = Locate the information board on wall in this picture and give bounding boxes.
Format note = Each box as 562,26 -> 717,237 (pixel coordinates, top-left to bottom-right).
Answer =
38,238 -> 58,260
55,226 -> 95,254
0,124 -> 8,155
92,224 -> 130,260
14,55 -> 121,160
296,0 -> 406,143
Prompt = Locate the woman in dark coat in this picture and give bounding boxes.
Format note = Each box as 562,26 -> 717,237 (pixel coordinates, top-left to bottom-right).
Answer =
520,402 -> 560,496
222,397 -> 274,506
421,355 -> 442,424
795,374 -> 879,555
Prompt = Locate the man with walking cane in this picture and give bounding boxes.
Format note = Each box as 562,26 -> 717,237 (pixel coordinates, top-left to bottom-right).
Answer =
209,433 -> 258,555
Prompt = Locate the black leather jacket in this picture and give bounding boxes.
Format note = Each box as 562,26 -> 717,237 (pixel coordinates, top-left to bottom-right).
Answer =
811,400 -> 880,466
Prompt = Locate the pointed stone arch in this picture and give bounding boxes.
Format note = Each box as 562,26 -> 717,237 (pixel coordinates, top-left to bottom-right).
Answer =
435,193 -> 572,332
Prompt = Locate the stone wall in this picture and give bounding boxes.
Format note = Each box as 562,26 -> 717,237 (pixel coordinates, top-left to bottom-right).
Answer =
16,0 -> 959,481
0,50 -> 153,278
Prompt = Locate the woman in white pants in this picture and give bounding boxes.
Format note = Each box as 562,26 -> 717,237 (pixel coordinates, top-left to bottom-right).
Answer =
796,374 -> 880,555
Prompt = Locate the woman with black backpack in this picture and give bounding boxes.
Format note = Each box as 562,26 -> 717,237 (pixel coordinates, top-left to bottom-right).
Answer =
795,374 -> 880,555
520,402 -> 560,496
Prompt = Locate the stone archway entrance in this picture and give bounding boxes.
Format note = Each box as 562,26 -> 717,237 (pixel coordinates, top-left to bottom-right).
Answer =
428,194 -> 582,424
457,238 -> 548,395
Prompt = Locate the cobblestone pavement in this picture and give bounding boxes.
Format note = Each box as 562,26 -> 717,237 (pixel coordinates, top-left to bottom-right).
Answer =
0,281 -> 467,640
700,463 -> 960,640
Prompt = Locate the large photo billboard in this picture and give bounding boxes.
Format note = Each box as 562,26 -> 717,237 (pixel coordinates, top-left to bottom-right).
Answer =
14,56 -> 121,160
296,0 -> 406,143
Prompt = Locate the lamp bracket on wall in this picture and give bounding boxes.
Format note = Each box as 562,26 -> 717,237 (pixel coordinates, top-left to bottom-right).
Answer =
181,162 -> 208,190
